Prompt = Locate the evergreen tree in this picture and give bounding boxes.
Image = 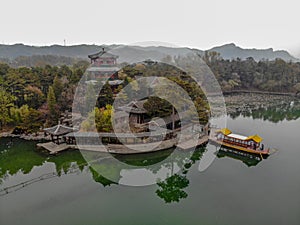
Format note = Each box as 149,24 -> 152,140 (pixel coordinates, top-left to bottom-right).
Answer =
97,82 -> 113,108
46,86 -> 58,126
52,75 -> 63,100
0,88 -> 15,129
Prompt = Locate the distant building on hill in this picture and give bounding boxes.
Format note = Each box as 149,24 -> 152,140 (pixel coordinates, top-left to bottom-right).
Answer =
86,48 -> 123,89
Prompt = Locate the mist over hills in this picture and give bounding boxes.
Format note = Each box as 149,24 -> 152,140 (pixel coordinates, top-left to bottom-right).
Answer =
0,43 -> 298,65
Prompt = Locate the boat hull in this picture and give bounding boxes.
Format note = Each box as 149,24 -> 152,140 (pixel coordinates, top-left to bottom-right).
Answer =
209,138 -> 269,156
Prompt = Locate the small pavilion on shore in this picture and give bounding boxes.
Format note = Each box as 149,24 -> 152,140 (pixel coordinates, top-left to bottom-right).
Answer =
44,125 -> 76,144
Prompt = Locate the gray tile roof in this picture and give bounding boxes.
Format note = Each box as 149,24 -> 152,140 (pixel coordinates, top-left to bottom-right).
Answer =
43,125 -> 76,136
88,50 -> 118,59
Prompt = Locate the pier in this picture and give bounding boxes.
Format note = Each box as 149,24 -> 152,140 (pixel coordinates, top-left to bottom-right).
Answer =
37,142 -> 71,154
37,134 -> 210,155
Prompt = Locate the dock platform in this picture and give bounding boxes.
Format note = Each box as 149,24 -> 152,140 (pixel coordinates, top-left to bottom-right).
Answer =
37,142 -> 70,154
37,136 -> 209,154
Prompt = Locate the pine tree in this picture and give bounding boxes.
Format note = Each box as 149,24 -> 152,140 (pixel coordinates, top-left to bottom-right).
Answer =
46,86 -> 58,125
52,76 -> 63,100
97,82 -> 113,108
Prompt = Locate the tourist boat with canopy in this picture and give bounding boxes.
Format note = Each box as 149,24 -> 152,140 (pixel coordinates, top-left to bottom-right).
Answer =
211,128 -> 269,158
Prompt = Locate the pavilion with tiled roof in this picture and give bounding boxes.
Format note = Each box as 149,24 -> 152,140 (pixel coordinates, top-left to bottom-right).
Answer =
88,48 -> 118,63
44,124 -> 77,144
86,48 -> 123,91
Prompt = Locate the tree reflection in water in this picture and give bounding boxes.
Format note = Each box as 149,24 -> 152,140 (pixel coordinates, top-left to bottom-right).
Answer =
0,137 -> 208,202
0,137 -> 265,203
156,174 -> 189,203
155,148 -> 204,203
229,101 -> 300,122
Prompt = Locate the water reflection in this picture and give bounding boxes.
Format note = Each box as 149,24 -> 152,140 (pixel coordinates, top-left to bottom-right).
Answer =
0,138 -> 89,195
0,137 -> 264,203
156,174 -> 189,203
229,101 -> 300,122
216,147 -> 262,167
0,138 -> 206,202
87,147 -> 206,202
156,148 -> 203,203
89,167 -> 117,187
0,138 -> 45,183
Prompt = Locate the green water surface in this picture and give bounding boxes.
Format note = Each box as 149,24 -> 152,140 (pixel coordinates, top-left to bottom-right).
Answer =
0,103 -> 300,225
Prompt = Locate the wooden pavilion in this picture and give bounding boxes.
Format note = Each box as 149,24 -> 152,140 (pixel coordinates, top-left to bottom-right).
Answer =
43,125 -> 76,144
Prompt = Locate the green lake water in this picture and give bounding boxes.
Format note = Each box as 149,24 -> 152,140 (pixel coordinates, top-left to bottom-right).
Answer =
0,102 -> 300,225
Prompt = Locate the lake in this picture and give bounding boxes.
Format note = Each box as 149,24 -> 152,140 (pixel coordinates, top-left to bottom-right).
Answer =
0,99 -> 300,225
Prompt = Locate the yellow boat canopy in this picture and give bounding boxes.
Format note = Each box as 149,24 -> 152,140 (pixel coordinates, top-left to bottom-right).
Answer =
245,134 -> 263,143
216,128 -> 263,143
217,128 -> 232,135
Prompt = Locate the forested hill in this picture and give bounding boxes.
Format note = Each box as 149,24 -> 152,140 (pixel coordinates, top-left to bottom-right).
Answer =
0,43 -> 298,65
0,44 -> 105,59
0,44 -> 194,63
208,43 -> 298,62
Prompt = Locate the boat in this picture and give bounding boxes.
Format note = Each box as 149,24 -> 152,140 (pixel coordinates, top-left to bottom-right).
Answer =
210,128 -> 269,158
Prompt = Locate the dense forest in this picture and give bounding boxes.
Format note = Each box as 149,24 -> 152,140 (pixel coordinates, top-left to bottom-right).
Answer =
0,61 -> 89,132
202,52 -> 300,92
203,52 -> 300,92
1,52 -> 300,134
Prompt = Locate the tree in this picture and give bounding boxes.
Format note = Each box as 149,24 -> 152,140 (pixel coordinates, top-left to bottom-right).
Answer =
16,105 -> 44,133
80,109 -> 97,132
0,88 -> 16,129
144,96 -> 173,118
71,61 -> 89,84
80,105 -> 113,132
0,63 -> 9,76
52,75 -> 63,100
95,105 -> 113,132
58,84 -> 76,112
25,108 -> 43,133
97,82 -> 113,108
39,65 -> 57,96
24,85 -> 45,109
46,86 -> 58,126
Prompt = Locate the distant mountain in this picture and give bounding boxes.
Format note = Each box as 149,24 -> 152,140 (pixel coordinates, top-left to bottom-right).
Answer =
208,43 -> 299,61
0,43 -> 298,65
0,44 -> 195,64
0,44 -> 111,59
110,45 -> 195,63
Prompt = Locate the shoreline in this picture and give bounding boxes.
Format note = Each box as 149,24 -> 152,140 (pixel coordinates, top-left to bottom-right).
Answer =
1,93 -> 298,142
0,131 -> 51,141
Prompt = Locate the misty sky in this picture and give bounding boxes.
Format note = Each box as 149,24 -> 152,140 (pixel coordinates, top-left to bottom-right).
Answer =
1,0 -> 299,56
